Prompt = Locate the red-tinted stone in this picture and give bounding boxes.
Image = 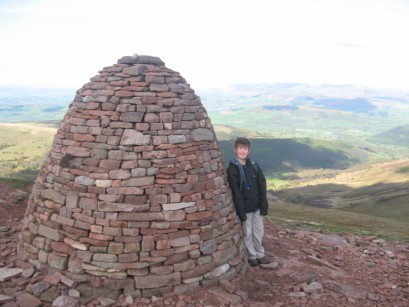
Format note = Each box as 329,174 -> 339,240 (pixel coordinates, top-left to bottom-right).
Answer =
18,53 -> 245,299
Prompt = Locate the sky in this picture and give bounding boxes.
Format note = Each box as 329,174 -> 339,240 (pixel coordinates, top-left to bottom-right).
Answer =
0,0 -> 409,90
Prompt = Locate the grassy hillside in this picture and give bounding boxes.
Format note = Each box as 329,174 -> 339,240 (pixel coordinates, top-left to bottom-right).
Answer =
218,137 -> 365,175
275,159 -> 409,223
370,125 -> 409,146
209,106 -> 409,159
0,123 -> 57,180
267,200 -> 409,242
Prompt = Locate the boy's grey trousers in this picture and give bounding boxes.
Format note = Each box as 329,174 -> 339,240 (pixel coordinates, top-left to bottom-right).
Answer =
242,209 -> 265,259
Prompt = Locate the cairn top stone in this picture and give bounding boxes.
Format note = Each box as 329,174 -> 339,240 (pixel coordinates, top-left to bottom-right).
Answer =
117,54 -> 165,65
18,53 -> 246,300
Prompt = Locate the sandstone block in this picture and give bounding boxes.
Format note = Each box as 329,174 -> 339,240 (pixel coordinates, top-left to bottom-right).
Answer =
204,263 -> 230,279
120,111 -> 144,122
122,64 -> 144,75
213,246 -> 237,266
51,214 -> 75,226
163,210 -> 185,221
168,135 -> 186,144
107,187 -> 144,195
119,253 -> 138,262
98,201 -> 136,212
200,239 -> 217,255
186,211 -> 212,221
75,176 -> 95,185
93,253 -> 118,262
182,262 -> 214,279
134,272 -> 181,289
41,189 -> 65,204
66,146 -> 91,157
95,179 -> 113,188
66,191 -> 79,208
162,202 -> 195,211
39,225 -> 63,241
51,242 -> 74,254
64,237 -> 88,251
122,176 -> 155,187
79,197 -> 97,210
142,236 -> 155,251
120,129 -> 151,145
48,253 -> 68,270
109,169 -> 131,179
191,128 -> 214,141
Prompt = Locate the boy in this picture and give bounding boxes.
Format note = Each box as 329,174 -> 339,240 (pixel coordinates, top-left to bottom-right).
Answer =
227,137 -> 270,266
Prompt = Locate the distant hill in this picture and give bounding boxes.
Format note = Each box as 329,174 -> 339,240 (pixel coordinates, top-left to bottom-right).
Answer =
370,125 -> 409,146
2,82 -> 409,161
275,158 -> 409,223
199,82 -> 409,112
291,96 -> 376,113
0,86 -> 74,122
218,138 -> 364,175
201,83 -> 409,162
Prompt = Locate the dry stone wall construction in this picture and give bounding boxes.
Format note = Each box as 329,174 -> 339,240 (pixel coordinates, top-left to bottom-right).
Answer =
17,54 -> 246,300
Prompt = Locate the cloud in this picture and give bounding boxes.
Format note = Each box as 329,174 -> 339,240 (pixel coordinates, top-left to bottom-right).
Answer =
336,41 -> 371,49
1,0 -> 409,90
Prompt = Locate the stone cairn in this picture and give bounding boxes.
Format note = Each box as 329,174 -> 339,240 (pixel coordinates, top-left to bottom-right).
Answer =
17,54 -> 246,300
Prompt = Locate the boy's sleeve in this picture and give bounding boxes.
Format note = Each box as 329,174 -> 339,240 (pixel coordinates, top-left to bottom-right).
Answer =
257,165 -> 269,216
227,165 -> 247,222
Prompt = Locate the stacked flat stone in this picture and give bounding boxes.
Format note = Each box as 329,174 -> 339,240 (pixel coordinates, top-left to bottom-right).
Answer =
17,54 -> 246,299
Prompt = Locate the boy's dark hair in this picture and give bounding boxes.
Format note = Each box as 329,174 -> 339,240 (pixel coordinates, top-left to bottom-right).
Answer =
234,137 -> 251,149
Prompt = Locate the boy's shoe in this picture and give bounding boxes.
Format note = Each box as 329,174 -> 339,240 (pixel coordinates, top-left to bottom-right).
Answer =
248,259 -> 258,266
257,257 -> 271,264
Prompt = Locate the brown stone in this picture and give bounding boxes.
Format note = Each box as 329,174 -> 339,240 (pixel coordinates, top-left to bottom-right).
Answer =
100,159 -> 121,169
164,252 -> 188,265
134,272 -> 181,289
118,212 -> 164,221
50,242 -> 74,254
16,293 -> 42,307
186,211 -> 212,221
182,262 -> 215,279
18,53 -> 245,298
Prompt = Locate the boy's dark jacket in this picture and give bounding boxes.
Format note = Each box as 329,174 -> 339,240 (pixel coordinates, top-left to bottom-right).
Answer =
227,158 -> 269,222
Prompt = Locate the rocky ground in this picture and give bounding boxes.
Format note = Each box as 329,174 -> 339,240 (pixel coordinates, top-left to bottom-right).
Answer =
1,182 -> 409,306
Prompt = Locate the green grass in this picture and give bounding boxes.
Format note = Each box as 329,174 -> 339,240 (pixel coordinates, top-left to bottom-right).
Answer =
267,201 -> 409,242
0,177 -> 31,189
340,189 -> 409,222
266,177 -> 288,189
0,123 -> 55,180
274,158 -> 409,223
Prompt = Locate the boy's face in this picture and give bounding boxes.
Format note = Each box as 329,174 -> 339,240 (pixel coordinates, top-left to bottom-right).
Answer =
235,144 -> 250,161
